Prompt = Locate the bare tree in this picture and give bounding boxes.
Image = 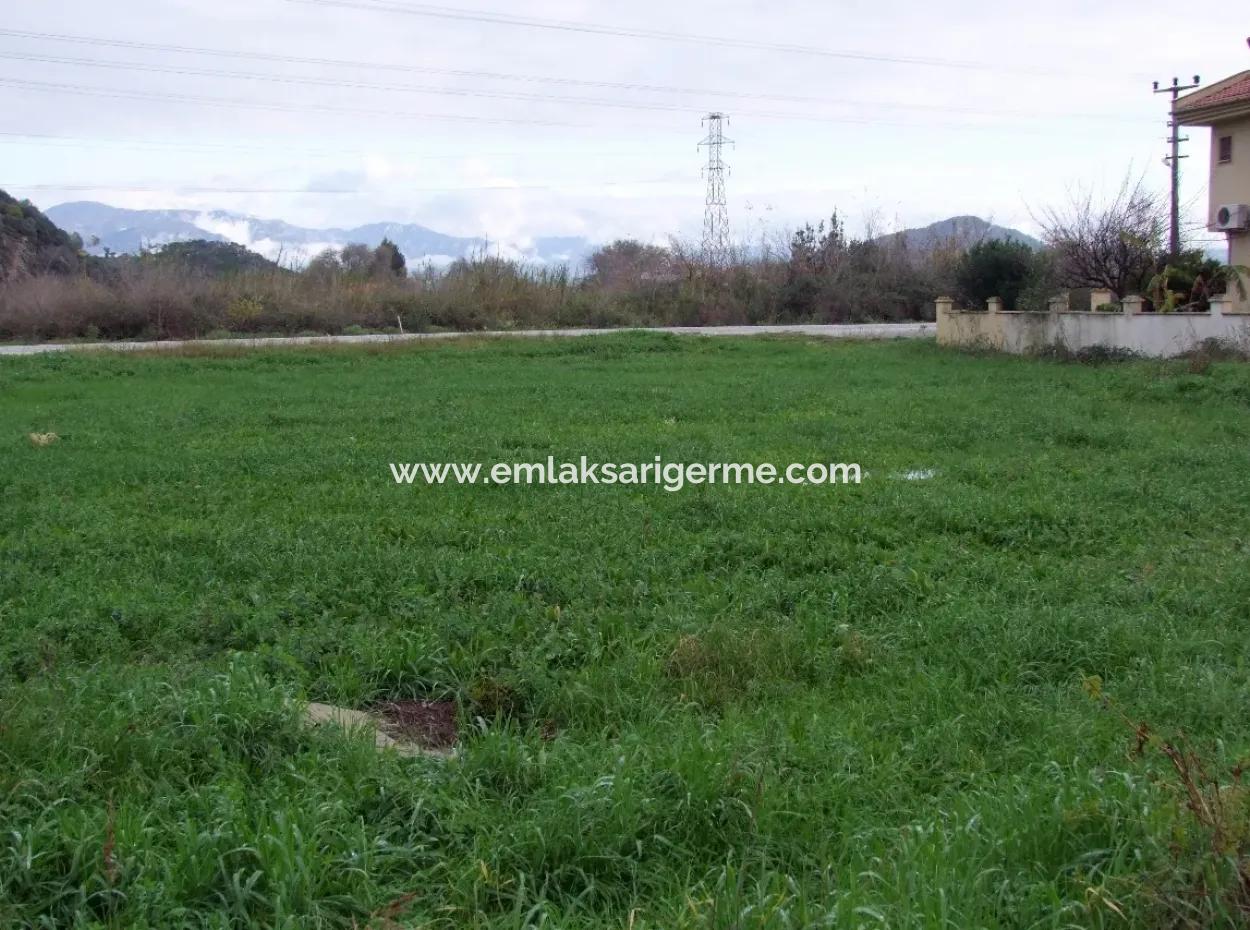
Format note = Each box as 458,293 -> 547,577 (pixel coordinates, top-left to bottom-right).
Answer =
304,248 -> 342,284
339,243 -> 374,277
585,239 -> 674,290
1036,175 -> 1166,298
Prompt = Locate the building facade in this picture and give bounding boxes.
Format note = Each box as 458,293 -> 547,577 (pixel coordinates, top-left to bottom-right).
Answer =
1175,70 -> 1250,281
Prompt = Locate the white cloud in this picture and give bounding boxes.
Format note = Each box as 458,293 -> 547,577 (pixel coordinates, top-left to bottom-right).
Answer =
2,0 -> 1245,252
191,212 -> 254,244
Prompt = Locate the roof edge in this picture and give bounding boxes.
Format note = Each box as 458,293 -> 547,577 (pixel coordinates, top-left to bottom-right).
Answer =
1174,99 -> 1250,127
1174,69 -> 1250,123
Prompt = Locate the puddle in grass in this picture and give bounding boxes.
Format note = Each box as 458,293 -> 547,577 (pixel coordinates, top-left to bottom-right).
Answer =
892,468 -> 937,481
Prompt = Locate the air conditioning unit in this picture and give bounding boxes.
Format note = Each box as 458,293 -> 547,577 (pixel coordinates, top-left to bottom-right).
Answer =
1214,204 -> 1250,231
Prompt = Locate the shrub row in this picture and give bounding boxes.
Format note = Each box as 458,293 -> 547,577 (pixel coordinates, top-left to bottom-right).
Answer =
0,247 -> 947,342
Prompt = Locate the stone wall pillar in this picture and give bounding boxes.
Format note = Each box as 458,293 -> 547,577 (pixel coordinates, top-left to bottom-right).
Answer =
1090,289 -> 1114,310
987,297 -> 1004,313
934,296 -> 955,345
1121,296 -> 1144,315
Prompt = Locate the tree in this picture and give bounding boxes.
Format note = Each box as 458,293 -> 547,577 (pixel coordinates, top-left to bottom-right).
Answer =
305,248 -> 342,283
1146,249 -> 1249,312
144,240 -> 280,276
586,239 -> 673,290
788,210 -> 847,276
955,239 -> 1035,310
339,243 -> 374,277
372,238 -> 407,278
1036,176 -> 1166,298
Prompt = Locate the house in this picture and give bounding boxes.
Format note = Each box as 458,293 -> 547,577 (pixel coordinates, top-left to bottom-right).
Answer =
935,74 -> 1250,357
1174,68 -> 1250,284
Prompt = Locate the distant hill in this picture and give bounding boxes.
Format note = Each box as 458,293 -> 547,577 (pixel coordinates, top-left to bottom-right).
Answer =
876,215 -> 1042,252
45,202 -> 594,267
31,201 -> 1042,273
0,189 -> 83,282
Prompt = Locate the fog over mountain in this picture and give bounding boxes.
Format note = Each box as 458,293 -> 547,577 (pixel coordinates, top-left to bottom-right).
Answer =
46,200 -> 1050,270
45,202 -> 595,268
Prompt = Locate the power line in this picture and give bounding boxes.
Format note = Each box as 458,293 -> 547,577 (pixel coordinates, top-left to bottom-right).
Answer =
0,77 -> 583,127
0,28 -> 1155,123
0,130 -> 661,161
6,178 -> 686,194
6,51 -> 1154,126
0,72 -> 1149,138
286,0 -> 1149,79
1,51 -> 857,122
0,51 -> 716,116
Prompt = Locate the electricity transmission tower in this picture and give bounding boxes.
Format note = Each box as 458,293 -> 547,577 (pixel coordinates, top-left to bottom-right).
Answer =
699,112 -> 733,263
1153,75 -> 1200,259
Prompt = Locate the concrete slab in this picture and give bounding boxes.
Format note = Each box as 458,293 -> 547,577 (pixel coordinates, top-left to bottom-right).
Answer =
302,701 -> 456,760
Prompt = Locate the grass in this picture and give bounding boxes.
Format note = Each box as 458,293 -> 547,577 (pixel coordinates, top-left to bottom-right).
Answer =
2,334 -> 1250,928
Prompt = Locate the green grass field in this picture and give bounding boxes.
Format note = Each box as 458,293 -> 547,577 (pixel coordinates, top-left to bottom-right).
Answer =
3,335 -> 1250,928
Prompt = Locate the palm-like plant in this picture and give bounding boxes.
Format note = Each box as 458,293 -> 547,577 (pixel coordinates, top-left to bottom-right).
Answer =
1147,263 -> 1249,312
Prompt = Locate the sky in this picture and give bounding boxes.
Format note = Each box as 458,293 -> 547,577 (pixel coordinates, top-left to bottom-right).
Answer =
2,0 -> 1248,250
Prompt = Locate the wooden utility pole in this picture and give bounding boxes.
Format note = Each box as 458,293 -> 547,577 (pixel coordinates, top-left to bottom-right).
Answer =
1153,75 -> 1201,260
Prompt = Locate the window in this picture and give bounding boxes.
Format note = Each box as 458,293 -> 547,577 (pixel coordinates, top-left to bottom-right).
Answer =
1218,135 -> 1233,164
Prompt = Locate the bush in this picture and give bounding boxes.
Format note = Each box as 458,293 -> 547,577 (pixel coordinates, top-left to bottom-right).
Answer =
955,239 -> 1036,310
0,210 -> 1027,341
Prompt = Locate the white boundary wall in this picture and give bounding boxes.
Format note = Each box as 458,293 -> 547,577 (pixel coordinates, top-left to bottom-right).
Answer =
937,292 -> 1250,357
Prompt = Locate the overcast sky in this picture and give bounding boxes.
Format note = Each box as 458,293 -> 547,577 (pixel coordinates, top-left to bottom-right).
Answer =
2,1 -> 1247,248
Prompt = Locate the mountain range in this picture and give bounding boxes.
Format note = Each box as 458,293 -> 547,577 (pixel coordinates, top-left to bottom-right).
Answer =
44,202 -> 594,268
42,202 -> 1045,269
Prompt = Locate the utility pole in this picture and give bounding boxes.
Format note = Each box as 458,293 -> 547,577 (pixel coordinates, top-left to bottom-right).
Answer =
698,112 -> 733,264
1153,75 -> 1201,259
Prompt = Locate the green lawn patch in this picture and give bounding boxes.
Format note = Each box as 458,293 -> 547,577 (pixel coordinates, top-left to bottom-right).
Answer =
2,335 -> 1249,927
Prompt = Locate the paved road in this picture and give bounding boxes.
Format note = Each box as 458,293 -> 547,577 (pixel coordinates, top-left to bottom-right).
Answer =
0,322 -> 935,357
